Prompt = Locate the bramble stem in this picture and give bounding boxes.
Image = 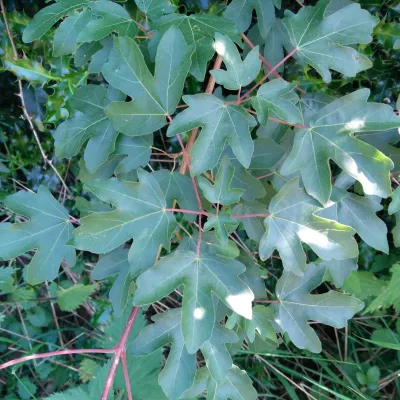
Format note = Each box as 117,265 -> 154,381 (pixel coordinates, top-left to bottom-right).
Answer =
238,48 -> 299,104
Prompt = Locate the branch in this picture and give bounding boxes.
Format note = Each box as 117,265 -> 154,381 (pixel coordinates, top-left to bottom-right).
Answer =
0,0 -> 71,195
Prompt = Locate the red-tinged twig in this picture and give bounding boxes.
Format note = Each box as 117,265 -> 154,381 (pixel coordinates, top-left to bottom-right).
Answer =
176,135 -> 203,211
100,307 -> 139,400
165,208 -> 213,217
241,33 -> 306,95
244,108 -> 308,129
121,351 -> 133,400
0,348 -> 115,370
391,176 -> 400,186
268,116 -> 308,129
257,172 -> 275,180
237,48 -> 299,104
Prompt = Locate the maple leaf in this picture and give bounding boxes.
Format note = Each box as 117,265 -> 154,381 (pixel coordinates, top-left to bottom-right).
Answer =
0,186 -> 75,285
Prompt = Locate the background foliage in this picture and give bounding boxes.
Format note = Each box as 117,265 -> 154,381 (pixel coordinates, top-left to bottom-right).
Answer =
0,0 -> 400,399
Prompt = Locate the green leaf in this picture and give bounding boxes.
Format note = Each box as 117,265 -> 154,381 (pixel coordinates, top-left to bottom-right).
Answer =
131,308 -> 196,400
342,270 -> 386,301
22,0 -> 91,43
53,10 -> 93,57
370,328 -> 400,352
149,14 -> 240,81
0,186 -> 75,285
114,351 -> 166,400
88,37 -> 113,73
152,170 -> 198,222
281,0 -> 378,82
204,212 -> 238,246
232,200 -> 268,243
78,0 -> 138,42
276,263 -> 364,353
18,377 -> 37,400
319,258 -> 358,288
249,138 -> 285,170
317,187 -> 388,253
389,186 -> 400,215
251,79 -> 303,125
168,95 -> 256,176
358,129 -> 400,172
134,0 -> 175,19
178,231 -> 240,259
259,178 -> 359,275
100,307 -> 147,349
281,89 -> 399,205
133,250 -> 254,353
198,156 -> 245,205
79,359 -> 99,383
44,387 -> 91,400
54,85 -> 119,172
26,307 -> 52,328
211,33 -> 261,90
71,170 -> 176,275
91,248 -> 133,315
74,41 -> 102,67
103,27 -> 194,136
227,304 -> 277,344
182,365 -> 258,400
57,283 -> 98,312
3,57 -> 57,84
224,0 -> 277,40
201,321 -> 239,384
366,263 -> 400,313
114,133 -> 153,174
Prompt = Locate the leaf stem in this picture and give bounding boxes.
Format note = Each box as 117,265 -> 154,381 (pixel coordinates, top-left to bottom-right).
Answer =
165,208 -> 270,219
241,33 -> 306,95
237,48 -> 299,104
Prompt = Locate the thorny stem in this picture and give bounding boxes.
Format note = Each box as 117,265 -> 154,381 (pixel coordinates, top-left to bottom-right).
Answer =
0,306 -> 140,400
237,48 -> 299,104
241,33 -> 306,95
0,0 -> 71,195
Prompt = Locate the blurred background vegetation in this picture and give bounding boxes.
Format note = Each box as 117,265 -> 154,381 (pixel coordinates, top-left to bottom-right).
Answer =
0,0 -> 399,399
